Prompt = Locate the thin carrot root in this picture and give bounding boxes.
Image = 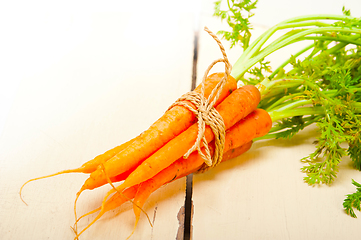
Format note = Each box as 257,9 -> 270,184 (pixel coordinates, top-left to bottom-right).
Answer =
126,180 -> 160,240
92,164 -> 152,239
130,181 -> 155,239
19,169 -> 84,205
126,206 -> 142,240
100,164 -> 153,228
74,194 -> 120,239
72,190 -> 83,239
98,187 -> 153,235
74,207 -> 101,227
74,206 -> 108,240
127,212 -> 141,240
75,186 -> 140,239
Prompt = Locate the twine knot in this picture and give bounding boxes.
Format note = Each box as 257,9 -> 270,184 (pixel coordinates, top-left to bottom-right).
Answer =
171,27 -> 232,172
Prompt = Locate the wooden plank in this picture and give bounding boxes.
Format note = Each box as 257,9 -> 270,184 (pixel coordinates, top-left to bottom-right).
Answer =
0,2 -> 197,240
191,0 -> 361,239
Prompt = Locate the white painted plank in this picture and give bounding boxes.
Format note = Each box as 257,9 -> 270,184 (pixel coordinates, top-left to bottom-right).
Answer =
192,1 -> 361,240
0,1 -> 198,239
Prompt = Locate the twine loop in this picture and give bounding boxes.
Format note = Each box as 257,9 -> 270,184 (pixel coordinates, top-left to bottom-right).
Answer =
170,27 -> 232,172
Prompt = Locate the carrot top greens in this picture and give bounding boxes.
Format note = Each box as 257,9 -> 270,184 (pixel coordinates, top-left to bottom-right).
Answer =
344,179 -> 361,218
214,0 -> 361,217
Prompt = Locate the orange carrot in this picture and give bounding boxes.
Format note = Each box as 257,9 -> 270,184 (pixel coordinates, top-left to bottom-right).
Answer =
107,85 -> 261,193
82,73 -> 237,191
108,166 -> 136,184
221,142 -> 253,164
223,108 -> 272,151
135,141 -> 254,203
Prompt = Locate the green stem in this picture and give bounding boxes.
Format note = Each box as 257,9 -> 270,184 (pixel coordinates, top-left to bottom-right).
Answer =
246,22 -> 330,60
267,100 -> 361,123
237,15 -> 348,66
268,106 -> 325,122
281,14 -> 352,23
265,93 -> 310,112
259,78 -> 340,106
302,36 -> 361,45
232,26 -> 361,80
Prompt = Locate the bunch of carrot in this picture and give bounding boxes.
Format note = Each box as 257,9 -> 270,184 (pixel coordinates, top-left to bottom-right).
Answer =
20,65 -> 272,238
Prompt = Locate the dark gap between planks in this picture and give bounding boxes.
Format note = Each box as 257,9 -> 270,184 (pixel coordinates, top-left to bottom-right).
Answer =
184,28 -> 199,240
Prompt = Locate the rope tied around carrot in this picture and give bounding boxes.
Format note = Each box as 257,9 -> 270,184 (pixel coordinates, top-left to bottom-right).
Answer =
169,26 -> 232,171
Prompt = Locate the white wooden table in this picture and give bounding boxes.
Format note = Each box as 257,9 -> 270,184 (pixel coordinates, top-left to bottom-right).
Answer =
1,1 -> 361,240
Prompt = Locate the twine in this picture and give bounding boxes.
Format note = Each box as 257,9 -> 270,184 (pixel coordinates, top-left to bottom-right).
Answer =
170,27 -> 232,172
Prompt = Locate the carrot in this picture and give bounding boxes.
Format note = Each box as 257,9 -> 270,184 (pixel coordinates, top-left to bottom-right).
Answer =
19,137 -> 135,204
81,73 -> 237,191
223,108 -> 272,153
170,141 -> 254,181
107,84 -> 261,193
109,166 -> 136,184
221,142 -> 254,164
